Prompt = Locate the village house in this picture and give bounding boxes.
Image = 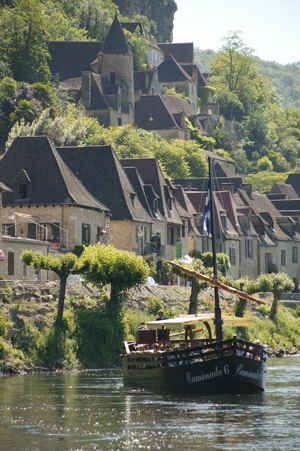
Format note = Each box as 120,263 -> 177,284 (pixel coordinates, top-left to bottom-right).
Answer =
120,158 -> 198,259
57,145 -> 154,255
0,137 -> 111,258
49,16 -> 210,138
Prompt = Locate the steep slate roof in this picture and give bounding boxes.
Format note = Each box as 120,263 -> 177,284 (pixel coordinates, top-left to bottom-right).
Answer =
159,43 -> 194,64
89,73 -> 109,110
173,177 -> 244,191
103,16 -> 129,54
270,182 -> 298,199
57,145 -> 152,223
0,136 -> 107,211
49,41 -> 103,80
286,173 -> 300,195
135,95 -> 179,130
123,166 -> 156,219
120,158 -> 182,225
158,54 -> 192,83
162,95 -> 193,117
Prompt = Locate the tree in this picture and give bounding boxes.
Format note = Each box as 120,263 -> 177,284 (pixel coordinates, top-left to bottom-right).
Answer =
174,252 -> 229,314
78,244 -> 149,352
21,251 -> 78,323
210,33 -> 274,122
0,0 -> 50,82
237,273 -> 294,322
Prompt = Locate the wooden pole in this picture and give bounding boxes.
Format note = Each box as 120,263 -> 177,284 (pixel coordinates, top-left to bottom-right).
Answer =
168,260 -> 266,305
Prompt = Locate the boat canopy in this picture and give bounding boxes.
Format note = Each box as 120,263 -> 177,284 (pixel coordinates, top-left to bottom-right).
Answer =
146,314 -> 251,330
146,314 -> 214,330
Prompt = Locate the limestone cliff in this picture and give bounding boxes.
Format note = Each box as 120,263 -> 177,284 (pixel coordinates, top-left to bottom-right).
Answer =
114,0 -> 177,42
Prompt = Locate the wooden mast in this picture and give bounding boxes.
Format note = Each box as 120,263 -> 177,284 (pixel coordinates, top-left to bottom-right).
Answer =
168,261 -> 266,305
208,157 -> 223,341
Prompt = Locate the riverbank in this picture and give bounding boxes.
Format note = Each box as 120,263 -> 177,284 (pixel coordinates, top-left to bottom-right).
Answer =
1,280 -> 300,374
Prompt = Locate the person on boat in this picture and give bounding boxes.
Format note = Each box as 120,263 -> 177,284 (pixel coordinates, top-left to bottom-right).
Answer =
156,310 -> 169,348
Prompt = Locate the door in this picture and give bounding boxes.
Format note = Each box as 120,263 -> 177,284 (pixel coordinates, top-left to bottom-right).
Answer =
8,251 -> 14,276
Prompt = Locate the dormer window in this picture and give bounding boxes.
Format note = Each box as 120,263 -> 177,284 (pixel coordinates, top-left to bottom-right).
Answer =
153,198 -> 158,213
130,193 -> 135,206
13,169 -> 31,201
167,197 -> 172,210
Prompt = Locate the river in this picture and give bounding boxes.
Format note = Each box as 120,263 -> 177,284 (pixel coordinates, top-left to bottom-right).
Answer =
0,357 -> 299,450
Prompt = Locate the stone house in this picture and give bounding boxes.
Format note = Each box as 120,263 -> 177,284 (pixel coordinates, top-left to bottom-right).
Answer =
57,145 -> 154,255
120,158 -> 196,259
0,137 -> 110,253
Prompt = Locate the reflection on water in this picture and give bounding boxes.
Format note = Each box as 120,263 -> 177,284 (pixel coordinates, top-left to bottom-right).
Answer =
0,358 -> 299,450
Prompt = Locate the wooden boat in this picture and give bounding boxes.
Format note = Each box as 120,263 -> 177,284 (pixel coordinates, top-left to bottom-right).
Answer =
123,313 -> 266,394
123,157 -> 267,394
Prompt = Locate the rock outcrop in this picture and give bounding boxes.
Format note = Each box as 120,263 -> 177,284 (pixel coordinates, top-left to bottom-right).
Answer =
114,0 -> 177,42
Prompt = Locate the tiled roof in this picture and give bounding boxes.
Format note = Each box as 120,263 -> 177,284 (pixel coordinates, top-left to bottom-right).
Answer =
162,95 -> 193,117
123,166 -> 156,219
270,182 -> 298,199
173,177 -> 243,191
286,173 -> 300,195
103,16 -> 130,54
135,95 -> 179,130
49,41 -> 103,80
120,158 -> 182,225
158,54 -> 192,83
159,43 -> 194,64
58,145 -> 153,223
0,137 -> 107,211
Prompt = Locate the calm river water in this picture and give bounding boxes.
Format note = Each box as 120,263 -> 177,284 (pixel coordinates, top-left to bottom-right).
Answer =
0,357 -> 299,450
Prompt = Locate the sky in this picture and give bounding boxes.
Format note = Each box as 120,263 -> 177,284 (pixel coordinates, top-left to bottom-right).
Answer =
173,0 -> 300,65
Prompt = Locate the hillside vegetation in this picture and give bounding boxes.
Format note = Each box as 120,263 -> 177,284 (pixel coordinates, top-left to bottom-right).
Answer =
0,2 -> 299,188
195,49 -> 300,109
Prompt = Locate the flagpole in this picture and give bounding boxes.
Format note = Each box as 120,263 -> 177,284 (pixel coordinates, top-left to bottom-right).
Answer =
208,157 -> 223,341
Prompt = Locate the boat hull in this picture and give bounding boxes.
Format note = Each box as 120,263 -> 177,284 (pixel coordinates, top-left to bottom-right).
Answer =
123,354 -> 265,394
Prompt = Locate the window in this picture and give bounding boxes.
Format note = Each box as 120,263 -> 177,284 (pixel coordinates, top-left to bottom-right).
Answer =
245,239 -> 253,259
167,226 -> 175,245
82,224 -> 91,245
118,117 -> 122,126
2,224 -> 15,237
265,253 -> 273,273
292,246 -> 298,263
27,223 -> 37,239
229,248 -> 236,266
8,252 -> 14,276
182,220 -> 186,238
281,250 -> 286,266
130,193 -> 135,206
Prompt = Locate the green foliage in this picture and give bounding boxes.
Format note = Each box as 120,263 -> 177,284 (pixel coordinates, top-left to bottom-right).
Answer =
0,0 -> 50,82
146,296 -> 165,316
0,316 -> 7,337
32,83 -> 54,105
78,244 -> 149,293
21,250 -> 78,277
41,317 -> 78,369
190,251 -> 230,276
75,302 -> 125,367
245,171 -> 289,192
124,29 -> 148,70
0,77 -> 17,101
256,156 -> 273,172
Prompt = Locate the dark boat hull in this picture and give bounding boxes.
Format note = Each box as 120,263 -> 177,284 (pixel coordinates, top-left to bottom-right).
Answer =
123,354 -> 265,394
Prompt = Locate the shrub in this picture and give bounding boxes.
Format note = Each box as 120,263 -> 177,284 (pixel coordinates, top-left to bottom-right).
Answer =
146,296 -> 165,316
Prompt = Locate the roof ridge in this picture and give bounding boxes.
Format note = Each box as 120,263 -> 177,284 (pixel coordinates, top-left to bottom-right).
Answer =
103,16 -> 129,55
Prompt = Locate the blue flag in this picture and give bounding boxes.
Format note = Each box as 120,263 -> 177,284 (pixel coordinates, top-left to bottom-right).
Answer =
203,187 -> 211,235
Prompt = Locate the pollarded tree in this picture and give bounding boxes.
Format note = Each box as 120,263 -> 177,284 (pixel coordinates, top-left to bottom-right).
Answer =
78,244 -> 149,307
78,244 -> 149,353
173,253 -> 229,314
239,273 -> 294,322
255,273 -> 294,322
21,251 -> 78,323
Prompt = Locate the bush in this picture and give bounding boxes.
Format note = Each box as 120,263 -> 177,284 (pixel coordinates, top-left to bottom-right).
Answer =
33,83 -> 53,105
75,304 -> 123,367
146,296 -> 165,316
